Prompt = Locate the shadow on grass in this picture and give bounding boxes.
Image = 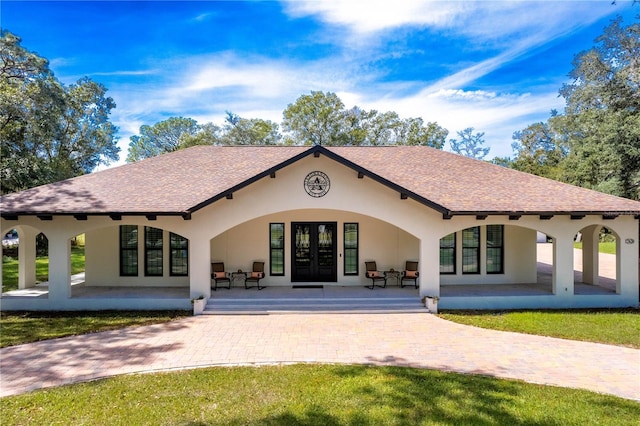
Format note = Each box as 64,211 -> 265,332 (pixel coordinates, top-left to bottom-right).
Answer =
0,310 -> 190,348
216,365 -> 605,425
332,365 -> 531,426
3,364 -> 639,425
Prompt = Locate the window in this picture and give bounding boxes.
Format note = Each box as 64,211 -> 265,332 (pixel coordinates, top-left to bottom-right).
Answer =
120,225 -> 138,276
270,223 -> 285,275
145,227 -> 163,276
439,233 -> 456,274
462,227 -> 480,274
344,223 -> 359,275
486,225 -> 504,274
170,232 -> 188,276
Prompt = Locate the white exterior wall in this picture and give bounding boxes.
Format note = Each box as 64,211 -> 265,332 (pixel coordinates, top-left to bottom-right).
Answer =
440,225 -> 537,285
85,227 -> 189,287
210,211 -> 419,287
2,153 -> 639,311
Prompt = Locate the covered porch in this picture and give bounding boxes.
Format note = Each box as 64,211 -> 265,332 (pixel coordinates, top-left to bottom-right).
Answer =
2,241 -> 620,313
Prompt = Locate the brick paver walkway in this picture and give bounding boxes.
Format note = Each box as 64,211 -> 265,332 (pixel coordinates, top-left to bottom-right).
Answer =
1,313 -> 638,400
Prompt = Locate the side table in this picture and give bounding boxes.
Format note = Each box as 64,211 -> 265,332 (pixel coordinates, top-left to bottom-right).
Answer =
231,271 -> 247,288
384,270 -> 401,286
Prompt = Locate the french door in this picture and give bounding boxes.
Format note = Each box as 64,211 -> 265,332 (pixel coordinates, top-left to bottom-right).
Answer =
291,222 -> 337,282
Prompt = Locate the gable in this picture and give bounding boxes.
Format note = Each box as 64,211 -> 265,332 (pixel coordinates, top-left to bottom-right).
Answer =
1,145 -> 640,219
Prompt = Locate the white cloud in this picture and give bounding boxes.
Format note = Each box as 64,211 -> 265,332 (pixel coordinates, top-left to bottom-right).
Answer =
104,1 -> 619,165
105,46 -> 565,164
282,0 -> 615,42
282,0 -> 470,33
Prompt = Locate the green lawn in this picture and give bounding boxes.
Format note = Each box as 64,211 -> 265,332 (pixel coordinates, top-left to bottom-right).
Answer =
439,309 -> 640,348
2,364 -> 638,425
0,310 -> 190,348
1,246 -> 85,292
574,241 -> 616,254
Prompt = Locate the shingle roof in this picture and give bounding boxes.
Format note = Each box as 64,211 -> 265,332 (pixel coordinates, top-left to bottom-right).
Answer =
2,145 -> 639,217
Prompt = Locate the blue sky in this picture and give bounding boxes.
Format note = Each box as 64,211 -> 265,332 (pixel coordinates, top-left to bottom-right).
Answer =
3,1 -> 637,164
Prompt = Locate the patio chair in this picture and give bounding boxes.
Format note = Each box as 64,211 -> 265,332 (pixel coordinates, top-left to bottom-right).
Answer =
400,261 -> 419,288
245,261 -> 265,290
365,261 -> 387,289
211,262 -> 231,291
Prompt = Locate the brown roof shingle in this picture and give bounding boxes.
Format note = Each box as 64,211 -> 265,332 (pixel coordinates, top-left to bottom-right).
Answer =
2,145 -> 639,217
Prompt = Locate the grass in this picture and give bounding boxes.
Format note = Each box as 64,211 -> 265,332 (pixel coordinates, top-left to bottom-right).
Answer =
0,310 -> 190,348
1,246 -> 85,292
574,241 -> 616,254
2,364 -> 639,425
439,309 -> 640,348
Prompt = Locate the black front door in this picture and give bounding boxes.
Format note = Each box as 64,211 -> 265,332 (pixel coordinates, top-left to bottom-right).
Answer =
292,222 -> 337,282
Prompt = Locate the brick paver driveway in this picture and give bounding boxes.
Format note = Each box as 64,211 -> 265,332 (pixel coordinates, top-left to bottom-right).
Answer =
1,313 -> 638,400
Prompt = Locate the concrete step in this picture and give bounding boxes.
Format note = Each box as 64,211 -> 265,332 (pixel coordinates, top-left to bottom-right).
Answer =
203,297 -> 427,315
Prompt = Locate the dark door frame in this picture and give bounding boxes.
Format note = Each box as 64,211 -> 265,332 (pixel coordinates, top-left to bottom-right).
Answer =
291,222 -> 338,282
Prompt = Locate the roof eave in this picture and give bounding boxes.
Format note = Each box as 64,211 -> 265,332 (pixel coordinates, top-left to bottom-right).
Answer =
445,210 -> 640,218
0,211 -> 192,221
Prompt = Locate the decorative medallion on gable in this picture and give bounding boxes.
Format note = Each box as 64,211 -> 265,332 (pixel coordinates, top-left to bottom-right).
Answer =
304,171 -> 330,198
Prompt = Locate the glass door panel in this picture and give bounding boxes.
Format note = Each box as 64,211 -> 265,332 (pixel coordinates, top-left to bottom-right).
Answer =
291,222 -> 337,282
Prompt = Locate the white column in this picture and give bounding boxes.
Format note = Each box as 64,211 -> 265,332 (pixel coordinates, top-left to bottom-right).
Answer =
552,236 -> 574,296
17,227 -> 38,289
617,237 -> 637,297
418,236 -> 440,299
47,233 -> 71,300
581,225 -> 600,285
189,235 -> 211,299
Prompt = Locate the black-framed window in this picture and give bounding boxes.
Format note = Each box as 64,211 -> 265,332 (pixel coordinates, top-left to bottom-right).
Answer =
344,223 -> 359,275
145,226 -> 163,276
462,226 -> 480,274
120,225 -> 138,276
439,232 -> 456,274
270,223 -> 285,275
170,232 -> 188,276
486,225 -> 504,274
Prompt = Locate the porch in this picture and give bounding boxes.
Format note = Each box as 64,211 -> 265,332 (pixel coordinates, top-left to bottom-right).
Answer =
0,243 -> 621,312
1,269 -> 618,314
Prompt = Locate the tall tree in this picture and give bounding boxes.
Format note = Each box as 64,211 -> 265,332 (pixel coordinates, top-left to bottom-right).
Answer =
221,112 -> 281,145
0,31 -> 119,193
282,91 -> 448,148
559,16 -> 640,199
449,127 -> 490,160
393,117 -> 448,148
127,117 -> 199,162
510,121 -> 565,179
282,91 -> 349,146
179,122 -> 222,148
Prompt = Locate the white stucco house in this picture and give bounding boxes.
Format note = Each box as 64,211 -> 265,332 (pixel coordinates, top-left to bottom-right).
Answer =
1,145 -> 639,311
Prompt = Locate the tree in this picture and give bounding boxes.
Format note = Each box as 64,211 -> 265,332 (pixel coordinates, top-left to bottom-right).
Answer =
0,31 -> 119,193
282,91 -> 448,148
282,91 -> 349,146
127,117 -> 200,162
360,110 -> 399,146
393,117 -> 448,148
449,127 -> 490,160
558,16 -> 640,199
510,121 -> 565,179
179,122 -> 222,148
510,17 -> 639,199
221,112 -> 281,145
